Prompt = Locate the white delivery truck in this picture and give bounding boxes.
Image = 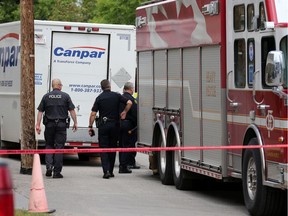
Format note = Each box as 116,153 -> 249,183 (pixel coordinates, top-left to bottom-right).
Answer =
0,20 -> 136,160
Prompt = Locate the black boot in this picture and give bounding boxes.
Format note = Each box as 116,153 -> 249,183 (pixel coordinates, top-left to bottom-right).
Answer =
119,166 -> 132,174
103,171 -> 111,179
128,164 -> 140,169
46,169 -> 52,177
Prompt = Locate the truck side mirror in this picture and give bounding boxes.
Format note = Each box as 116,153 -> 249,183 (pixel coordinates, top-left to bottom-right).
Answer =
265,51 -> 285,87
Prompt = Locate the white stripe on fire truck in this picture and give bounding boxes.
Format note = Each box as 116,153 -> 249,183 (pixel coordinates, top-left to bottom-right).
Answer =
227,114 -> 288,130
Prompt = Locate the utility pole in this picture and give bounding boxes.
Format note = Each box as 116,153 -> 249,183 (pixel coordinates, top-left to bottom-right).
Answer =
19,0 -> 36,174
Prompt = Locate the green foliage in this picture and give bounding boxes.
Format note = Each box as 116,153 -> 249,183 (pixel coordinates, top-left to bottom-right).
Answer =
92,0 -> 144,25
48,0 -> 83,22
34,0 -> 54,21
0,1 -> 20,23
34,0 -> 84,22
80,0 -> 98,23
0,0 -> 145,24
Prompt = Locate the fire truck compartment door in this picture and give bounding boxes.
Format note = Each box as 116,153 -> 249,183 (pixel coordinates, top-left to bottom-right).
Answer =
201,46 -> 225,167
183,46 -> 225,168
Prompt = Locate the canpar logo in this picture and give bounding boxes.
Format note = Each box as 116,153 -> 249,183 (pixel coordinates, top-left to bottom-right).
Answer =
0,33 -> 21,73
54,46 -> 106,59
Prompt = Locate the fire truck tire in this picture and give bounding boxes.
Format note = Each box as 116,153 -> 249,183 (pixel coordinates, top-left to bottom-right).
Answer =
172,161 -> 190,190
157,135 -> 173,185
78,153 -> 89,161
171,137 -> 189,190
242,138 -> 285,216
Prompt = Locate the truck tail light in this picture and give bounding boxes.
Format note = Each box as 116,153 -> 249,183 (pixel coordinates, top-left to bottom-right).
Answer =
64,26 -> 72,30
92,27 -> 99,32
0,163 -> 14,216
78,27 -> 85,31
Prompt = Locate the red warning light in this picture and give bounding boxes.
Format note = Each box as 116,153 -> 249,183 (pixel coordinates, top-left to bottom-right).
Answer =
64,26 -> 72,30
92,27 -> 99,32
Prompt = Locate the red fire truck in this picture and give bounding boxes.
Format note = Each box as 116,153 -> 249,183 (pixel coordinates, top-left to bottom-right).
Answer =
135,0 -> 287,215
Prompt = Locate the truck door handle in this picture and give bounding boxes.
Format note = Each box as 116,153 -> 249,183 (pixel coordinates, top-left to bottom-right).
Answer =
230,102 -> 239,108
226,71 -> 234,103
226,71 -> 240,109
257,104 -> 270,110
253,70 -> 264,105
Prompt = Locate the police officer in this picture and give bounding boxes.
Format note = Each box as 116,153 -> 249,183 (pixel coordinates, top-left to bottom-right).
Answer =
119,82 -> 140,172
35,79 -> 78,179
88,79 -> 132,179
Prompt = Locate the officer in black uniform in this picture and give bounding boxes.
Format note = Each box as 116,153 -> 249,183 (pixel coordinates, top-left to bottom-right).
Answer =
88,79 -> 132,179
119,82 -> 140,172
36,79 -> 78,179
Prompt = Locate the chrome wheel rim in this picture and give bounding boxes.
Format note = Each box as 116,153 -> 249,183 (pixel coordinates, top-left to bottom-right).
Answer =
246,157 -> 257,200
174,142 -> 181,178
160,139 -> 166,173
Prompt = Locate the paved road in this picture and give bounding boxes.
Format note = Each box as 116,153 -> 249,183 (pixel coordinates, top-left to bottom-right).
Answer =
1,153 -> 248,216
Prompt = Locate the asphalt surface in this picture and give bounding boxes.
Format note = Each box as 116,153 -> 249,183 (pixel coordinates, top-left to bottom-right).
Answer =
1,153 -> 248,216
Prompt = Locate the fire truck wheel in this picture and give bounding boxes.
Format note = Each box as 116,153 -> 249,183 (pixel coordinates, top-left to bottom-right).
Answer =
172,151 -> 189,190
242,138 -> 286,216
242,138 -> 265,215
78,153 -> 89,161
157,135 -> 173,185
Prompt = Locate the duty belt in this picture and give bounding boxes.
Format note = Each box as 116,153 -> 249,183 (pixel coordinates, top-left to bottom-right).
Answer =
103,117 -> 115,123
49,119 -> 66,123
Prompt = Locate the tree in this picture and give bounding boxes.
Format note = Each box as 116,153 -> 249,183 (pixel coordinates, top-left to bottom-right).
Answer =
48,0 -> 83,22
34,0 -> 84,22
0,1 -> 20,23
91,0 -> 144,25
0,0 -> 145,24
79,0 -> 97,23
34,0 -> 54,21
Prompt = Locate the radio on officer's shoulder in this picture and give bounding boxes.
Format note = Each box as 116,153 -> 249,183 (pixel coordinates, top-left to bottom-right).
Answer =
66,116 -> 70,128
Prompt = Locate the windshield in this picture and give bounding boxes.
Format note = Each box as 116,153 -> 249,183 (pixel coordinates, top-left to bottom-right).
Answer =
280,36 -> 287,89
275,0 -> 288,23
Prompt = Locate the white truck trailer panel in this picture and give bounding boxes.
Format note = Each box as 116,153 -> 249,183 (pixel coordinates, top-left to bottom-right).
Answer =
0,20 -> 136,148
0,22 -> 21,143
